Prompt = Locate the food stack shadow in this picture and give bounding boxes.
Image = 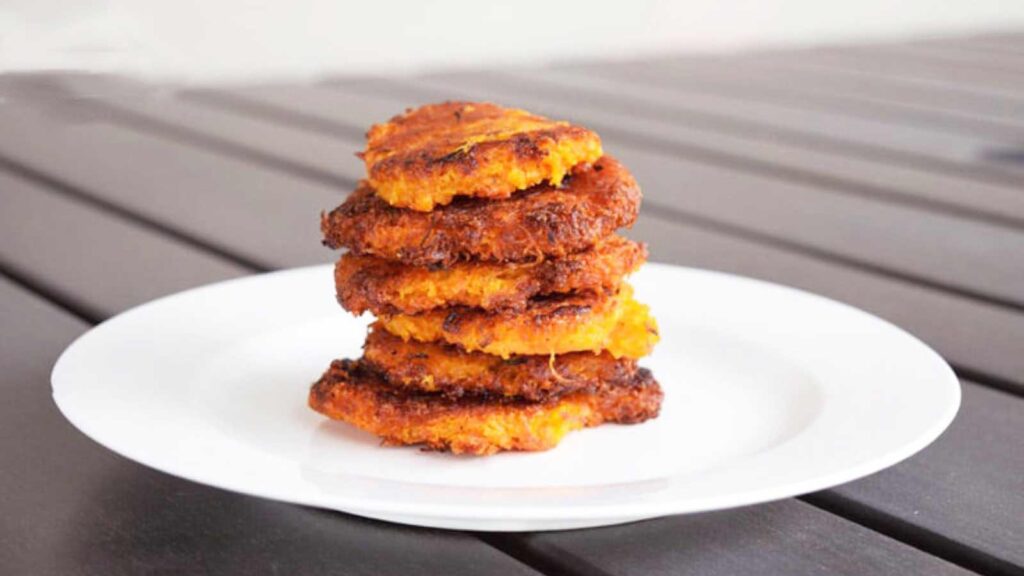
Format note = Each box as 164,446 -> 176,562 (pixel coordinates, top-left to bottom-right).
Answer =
310,102 -> 663,455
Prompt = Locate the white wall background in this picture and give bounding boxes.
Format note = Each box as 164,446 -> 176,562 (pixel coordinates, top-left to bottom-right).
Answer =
2,1 -> 1024,82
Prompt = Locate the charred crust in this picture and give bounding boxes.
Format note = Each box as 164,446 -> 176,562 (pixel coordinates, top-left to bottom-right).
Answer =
357,328 -> 644,401
362,102 -> 598,190
311,355 -> 660,409
321,156 -> 641,266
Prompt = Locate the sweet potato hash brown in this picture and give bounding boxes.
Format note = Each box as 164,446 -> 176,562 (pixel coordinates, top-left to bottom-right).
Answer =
378,284 -> 659,359
309,359 -> 662,455
362,101 -> 603,211
321,156 -> 640,267
362,326 -> 639,400
335,235 -> 646,316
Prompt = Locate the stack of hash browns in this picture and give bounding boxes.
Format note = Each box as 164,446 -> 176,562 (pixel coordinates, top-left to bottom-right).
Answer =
311,101 -> 662,455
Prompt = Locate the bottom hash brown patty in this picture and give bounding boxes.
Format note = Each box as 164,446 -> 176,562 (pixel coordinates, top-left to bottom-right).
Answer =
362,326 -> 639,400
335,235 -> 647,315
320,156 -> 641,267
309,359 -> 663,455
378,284 -> 659,359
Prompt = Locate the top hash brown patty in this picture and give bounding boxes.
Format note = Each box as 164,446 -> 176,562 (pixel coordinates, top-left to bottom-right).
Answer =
321,156 -> 641,267
362,101 -> 603,211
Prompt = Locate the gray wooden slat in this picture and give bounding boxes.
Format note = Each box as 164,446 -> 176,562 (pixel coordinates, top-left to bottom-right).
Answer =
0,277 -> 541,576
869,34 -> 1024,57
0,103 -> 338,270
342,73 -> 1024,226
562,58 -> 1024,135
615,146 -> 1024,307
890,41 -> 1024,74
601,51 -> 1024,122
184,83 -> 396,136
963,31 -> 1024,50
492,500 -> 969,576
625,211 -> 1024,391
879,41 -> 1024,74
740,46 -> 1024,97
721,39 -> 1024,88
778,39 -> 1024,78
425,70 -> 1024,183
0,169 -> 245,318
956,37 -> 1024,56
2,73 -> 367,184
325,77 -> 1024,308
824,382 -> 1024,574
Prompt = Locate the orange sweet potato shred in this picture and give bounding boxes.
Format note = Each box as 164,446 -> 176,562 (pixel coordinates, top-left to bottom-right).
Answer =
309,359 -> 662,455
361,326 -> 639,400
335,235 -> 646,316
378,285 -> 659,360
362,101 -> 603,211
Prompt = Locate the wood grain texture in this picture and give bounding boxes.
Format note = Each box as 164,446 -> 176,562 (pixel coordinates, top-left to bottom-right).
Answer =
832,42 -> 1024,81
0,277 -> 542,576
816,44 -> 1024,89
0,169 -> 245,319
185,83 -> 402,137
38,73 -> 366,184
0,104 -> 338,269
821,382 -> 1024,574
557,58 -> 1024,135
625,213 -> 1024,391
496,500 -> 969,576
735,46 -> 1024,97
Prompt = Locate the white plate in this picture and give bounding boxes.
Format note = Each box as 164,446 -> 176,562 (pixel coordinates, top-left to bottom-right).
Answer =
52,263 -> 960,531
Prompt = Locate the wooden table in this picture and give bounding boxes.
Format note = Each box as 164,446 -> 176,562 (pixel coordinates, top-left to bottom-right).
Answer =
2,31 -> 1022,576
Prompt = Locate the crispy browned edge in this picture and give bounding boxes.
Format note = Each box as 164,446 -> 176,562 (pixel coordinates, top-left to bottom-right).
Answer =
361,326 -> 639,400
335,235 -> 647,316
308,358 -> 663,453
320,156 -> 641,266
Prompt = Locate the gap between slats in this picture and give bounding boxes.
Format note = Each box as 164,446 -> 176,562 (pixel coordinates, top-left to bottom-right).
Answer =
82,97 -> 358,190
476,486 -> 1020,576
0,156 -> 269,273
565,63 -> 1024,140
802,491 -> 1019,576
